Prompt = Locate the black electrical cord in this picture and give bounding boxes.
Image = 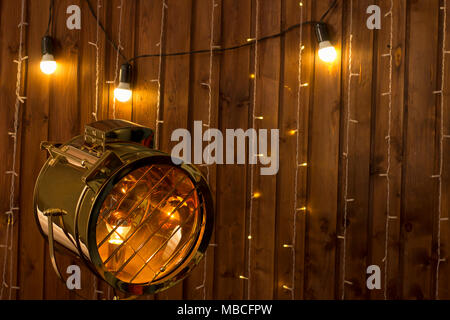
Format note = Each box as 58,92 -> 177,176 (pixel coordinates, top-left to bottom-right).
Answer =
84,0 -> 339,64
84,0 -> 127,61
320,0 -> 338,22
45,0 -> 55,36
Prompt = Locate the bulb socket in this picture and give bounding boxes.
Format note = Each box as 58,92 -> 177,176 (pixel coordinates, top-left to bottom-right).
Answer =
119,63 -> 132,85
41,36 -> 54,56
315,23 -> 330,44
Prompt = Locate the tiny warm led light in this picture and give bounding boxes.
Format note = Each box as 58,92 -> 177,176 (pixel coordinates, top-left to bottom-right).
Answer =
255,116 -> 264,120
288,129 -> 298,136
248,235 -> 252,240
239,275 -> 249,280
283,244 -> 293,248
297,206 -> 307,212
299,163 -> 308,167
250,73 -> 256,79
282,285 -> 293,291
252,192 -> 261,199
301,83 -> 309,87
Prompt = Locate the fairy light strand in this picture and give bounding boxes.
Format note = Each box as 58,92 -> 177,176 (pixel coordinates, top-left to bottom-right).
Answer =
154,0 -> 167,150
341,0 -> 357,300
244,0 -> 260,300
91,0 -> 101,298
435,0 -> 448,300
0,0 -> 27,300
286,1 -> 305,300
111,0 -> 124,119
88,0 -> 101,121
381,0 -> 394,300
195,0 -> 218,300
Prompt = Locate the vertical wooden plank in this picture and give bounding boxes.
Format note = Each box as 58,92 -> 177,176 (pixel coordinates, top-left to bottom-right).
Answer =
304,0 -> 342,299
133,0 -> 163,130
401,0 -> 440,300
42,0 -> 83,301
276,0 -> 313,300
183,0 -> 221,300
130,0 -> 165,301
79,0 -> 111,300
213,0 -> 252,300
17,0 -> 49,300
80,0 -> 107,126
338,0 -> 374,300
248,0 -> 281,300
438,0 -> 450,300
369,0 -> 407,300
156,0 -> 193,300
0,0 -> 25,301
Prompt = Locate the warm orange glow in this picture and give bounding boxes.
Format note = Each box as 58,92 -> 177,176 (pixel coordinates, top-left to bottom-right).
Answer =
96,165 -> 201,284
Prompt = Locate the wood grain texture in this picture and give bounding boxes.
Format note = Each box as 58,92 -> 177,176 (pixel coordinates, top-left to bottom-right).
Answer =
0,0 -> 448,300
401,0 -> 440,300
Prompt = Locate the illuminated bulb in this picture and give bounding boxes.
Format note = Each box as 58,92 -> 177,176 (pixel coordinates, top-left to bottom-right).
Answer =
114,83 -> 132,103
288,129 -> 298,136
114,63 -> 133,103
106,223 -> 131,245
315,23 -> 337,63
40,36 -> 57,75
40,54 -> 57,75
318,41 -> 338,63
250,73 -> 256,79
248,235 -> 252,240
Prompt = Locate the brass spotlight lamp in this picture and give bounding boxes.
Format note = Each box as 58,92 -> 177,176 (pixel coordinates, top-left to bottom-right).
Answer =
34,120 -> 214,296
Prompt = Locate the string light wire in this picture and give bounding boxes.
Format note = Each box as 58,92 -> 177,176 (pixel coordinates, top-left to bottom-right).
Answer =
341,0 -> 358,300
245,0 -> 260,300
154,0 -> 167,150
435,0 -> 448,300
381,0 -> 394,300
88,0 -> 101,121
83,0 -> 338,63
1,0 -> 27,300
195,0 -> 218,299
287,1 -> 305,300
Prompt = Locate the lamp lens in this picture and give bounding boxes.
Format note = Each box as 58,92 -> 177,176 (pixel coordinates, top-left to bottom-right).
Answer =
96,164 -> 202,285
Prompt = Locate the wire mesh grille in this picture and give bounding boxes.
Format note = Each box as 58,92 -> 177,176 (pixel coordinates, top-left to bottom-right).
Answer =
96,164 -> 202,284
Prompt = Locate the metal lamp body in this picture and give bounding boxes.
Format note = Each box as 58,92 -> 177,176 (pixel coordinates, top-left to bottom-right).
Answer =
33,120 -> 214,296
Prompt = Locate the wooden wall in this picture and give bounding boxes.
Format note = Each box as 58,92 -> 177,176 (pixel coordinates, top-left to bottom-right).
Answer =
0,0 -> 449,300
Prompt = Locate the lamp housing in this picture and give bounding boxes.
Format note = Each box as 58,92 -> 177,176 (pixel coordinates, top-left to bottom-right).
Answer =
34,120 -> 214,296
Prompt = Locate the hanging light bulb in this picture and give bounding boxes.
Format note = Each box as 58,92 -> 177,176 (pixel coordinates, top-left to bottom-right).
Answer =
114,63 -> 133,103
315,23 -> 337,63
40,36 -> 57,75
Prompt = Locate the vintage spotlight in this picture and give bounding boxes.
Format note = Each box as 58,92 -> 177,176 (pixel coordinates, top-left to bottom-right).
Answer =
34,120 -> 214,296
